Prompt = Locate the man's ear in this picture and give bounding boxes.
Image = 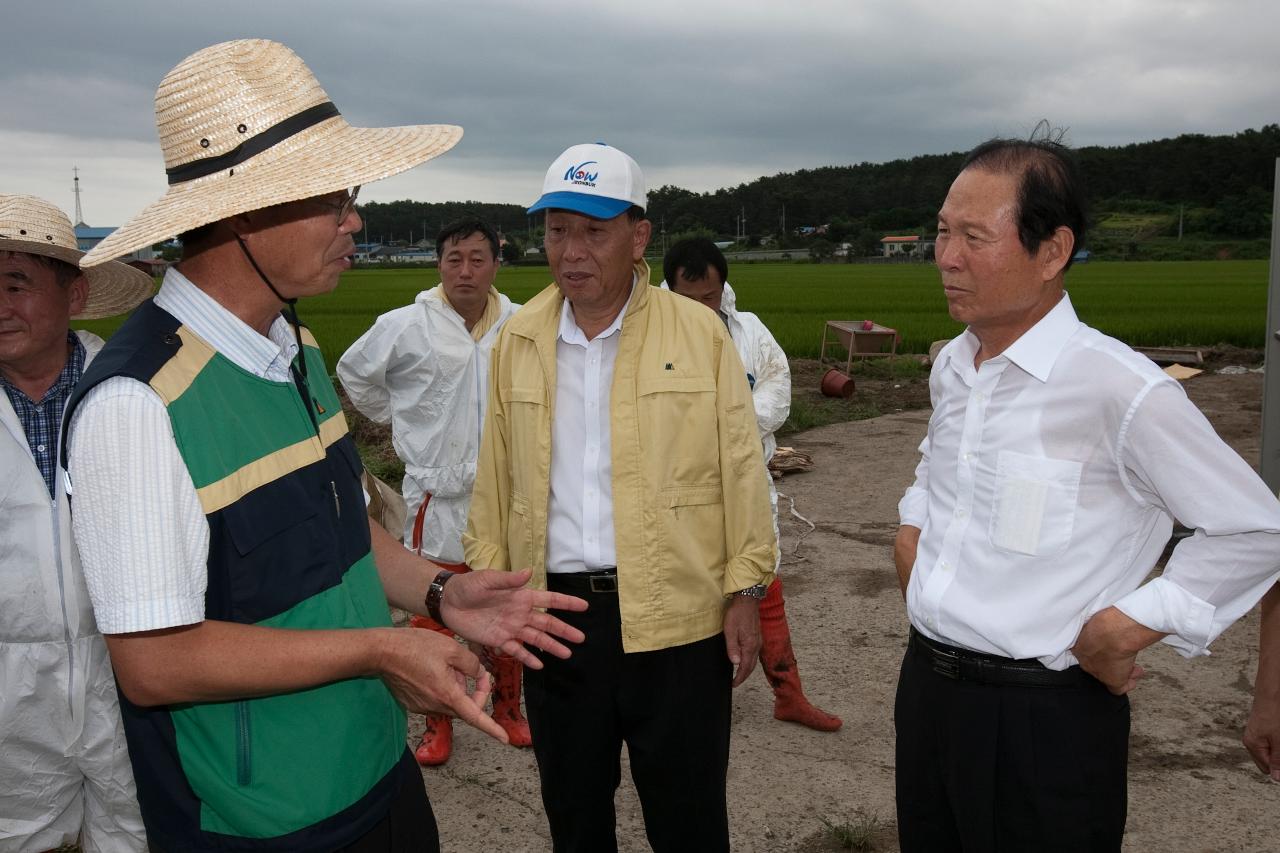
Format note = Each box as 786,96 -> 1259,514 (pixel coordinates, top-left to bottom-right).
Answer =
632,218 -> 652,262
67,274 -> 89,316
1041,225 -> 1075,281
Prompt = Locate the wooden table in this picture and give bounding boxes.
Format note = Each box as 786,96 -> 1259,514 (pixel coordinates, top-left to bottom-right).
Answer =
820,320 -> 898,374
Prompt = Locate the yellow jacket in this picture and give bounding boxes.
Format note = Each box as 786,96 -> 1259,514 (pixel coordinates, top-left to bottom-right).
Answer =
463,263 -> 777,653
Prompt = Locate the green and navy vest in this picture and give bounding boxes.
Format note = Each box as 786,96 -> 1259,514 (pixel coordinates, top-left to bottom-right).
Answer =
63,300 -> 413,851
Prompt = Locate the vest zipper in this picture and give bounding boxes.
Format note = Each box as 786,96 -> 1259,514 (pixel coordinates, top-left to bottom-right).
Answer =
235,700 -> 252,785
330,480 -> 341,518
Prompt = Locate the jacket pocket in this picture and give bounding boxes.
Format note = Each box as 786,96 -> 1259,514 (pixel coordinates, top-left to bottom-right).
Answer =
989,450 -> 1082,557
637,375 -> 719,481
223,484 -> 319,557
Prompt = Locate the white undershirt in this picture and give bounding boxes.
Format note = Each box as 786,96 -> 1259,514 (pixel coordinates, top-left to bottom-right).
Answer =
544,288 -> 631,573
67,268 -> 299,634
900,293 -> 1280,669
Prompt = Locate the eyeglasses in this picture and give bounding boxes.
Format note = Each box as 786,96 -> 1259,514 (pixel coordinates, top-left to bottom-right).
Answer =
317,186 -> 360,223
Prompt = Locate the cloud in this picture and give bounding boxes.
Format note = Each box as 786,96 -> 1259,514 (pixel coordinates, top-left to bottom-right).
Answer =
2,0 -> 1275,226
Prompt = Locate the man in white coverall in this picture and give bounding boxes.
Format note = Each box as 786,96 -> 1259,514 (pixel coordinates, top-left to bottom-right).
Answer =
663,237 -> 841,732
0,194 -> 152,851
338,215 -> 526,765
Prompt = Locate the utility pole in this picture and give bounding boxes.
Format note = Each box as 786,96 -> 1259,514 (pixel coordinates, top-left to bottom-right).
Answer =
1260,159 -> 1280,493
72,166 -> 85,226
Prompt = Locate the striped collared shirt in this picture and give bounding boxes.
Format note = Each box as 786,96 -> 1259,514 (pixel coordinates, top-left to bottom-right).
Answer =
1,331 -> 85,497
68,267 -> 302,633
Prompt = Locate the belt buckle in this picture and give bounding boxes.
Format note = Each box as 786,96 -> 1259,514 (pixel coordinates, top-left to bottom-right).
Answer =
589,574 -> 618,593
929,645 -> 961,680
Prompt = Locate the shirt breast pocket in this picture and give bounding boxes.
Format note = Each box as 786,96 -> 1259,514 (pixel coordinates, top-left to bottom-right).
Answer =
988,450 -> 1082,558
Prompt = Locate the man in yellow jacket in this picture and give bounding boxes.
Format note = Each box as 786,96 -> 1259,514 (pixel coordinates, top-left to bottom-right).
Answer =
464,142 -> 777,853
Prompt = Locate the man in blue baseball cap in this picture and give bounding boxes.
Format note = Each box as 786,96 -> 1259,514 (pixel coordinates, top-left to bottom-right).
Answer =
465,142 -> 778,853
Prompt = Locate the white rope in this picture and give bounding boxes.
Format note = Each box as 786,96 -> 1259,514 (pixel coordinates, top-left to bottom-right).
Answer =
777,490 -> 816,565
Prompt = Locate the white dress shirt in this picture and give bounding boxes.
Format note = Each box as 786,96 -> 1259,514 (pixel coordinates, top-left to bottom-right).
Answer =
900,293 -> 1280,669
544,290 -> 629,573
68,268 -> 300,633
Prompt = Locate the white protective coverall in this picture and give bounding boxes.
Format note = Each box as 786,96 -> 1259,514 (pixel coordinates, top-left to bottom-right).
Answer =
337,286 -> 519,563
0,330 -> 145,853
721,282 -> 791,569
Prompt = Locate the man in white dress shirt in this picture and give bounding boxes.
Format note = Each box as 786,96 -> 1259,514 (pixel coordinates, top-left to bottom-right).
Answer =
893,130 -> 1280,851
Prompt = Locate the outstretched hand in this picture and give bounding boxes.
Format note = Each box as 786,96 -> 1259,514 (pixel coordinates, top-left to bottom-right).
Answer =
440,569 -> 587,668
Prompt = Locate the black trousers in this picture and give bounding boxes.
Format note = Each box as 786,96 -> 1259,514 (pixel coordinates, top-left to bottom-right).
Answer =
524,576 -> 732,853
895,634 -> 1130,853
338,756 -> 439,853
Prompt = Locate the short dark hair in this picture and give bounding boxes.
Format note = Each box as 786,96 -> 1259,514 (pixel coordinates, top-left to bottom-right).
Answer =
436,216 -> 499,259
178,222 -> 222,256
960,121 -> 1088,272
663,238 -> 728,291
2,251 -> 81,288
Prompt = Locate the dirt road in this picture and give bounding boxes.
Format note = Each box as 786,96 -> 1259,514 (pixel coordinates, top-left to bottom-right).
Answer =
416,371 -> 1277,852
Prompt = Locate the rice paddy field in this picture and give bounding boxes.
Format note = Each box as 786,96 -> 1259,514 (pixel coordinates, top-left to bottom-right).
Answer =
78,259 -> 1271,368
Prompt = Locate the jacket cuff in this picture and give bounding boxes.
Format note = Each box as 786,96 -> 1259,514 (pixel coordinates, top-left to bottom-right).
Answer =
1113,577 -> 1216,658
460,536 -> 509,572
722,549 -> 776,596
898,487 -> 928,528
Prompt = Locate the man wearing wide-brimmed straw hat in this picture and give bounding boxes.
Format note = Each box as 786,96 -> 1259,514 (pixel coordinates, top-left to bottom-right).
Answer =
62,39 -> 586,853
0,193 -> 152,851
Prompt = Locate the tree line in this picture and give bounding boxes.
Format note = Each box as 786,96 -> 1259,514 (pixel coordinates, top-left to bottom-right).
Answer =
355,125 -> 1278,252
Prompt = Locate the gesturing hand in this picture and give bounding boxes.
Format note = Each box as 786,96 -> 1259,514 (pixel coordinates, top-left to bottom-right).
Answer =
440,569 -> 588,668
377,627 -> 506,742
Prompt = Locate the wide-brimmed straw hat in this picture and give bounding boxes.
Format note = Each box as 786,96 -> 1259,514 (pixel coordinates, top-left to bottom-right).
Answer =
0,194 -> 153,319
81,39 -> 463,267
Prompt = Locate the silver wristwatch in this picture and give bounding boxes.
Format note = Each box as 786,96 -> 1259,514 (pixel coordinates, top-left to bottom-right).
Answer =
734,584 -> 768,600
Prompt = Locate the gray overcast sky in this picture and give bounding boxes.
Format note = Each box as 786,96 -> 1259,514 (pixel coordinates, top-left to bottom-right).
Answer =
2,0 -> 1276,227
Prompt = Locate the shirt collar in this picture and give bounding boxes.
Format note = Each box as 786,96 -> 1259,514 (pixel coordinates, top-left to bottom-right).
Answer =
999,292 -> 1081,382
0,331 -> 85,407
557,273 -> 636,348
156,267 -> 299,378
939,292 -> 1080,384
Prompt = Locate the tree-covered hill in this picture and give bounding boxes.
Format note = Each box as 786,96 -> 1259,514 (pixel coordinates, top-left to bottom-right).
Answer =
356,125 -> 1277,254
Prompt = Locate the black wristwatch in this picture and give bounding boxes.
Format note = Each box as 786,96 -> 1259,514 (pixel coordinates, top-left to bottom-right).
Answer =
734,584 -> 768,600
425,569 -> 457,624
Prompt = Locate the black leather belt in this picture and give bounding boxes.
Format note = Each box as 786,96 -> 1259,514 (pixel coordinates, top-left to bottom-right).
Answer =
909,628 -> 1095,688
546,569 -> 618,594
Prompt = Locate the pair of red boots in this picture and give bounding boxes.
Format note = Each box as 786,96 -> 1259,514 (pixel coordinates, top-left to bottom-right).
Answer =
409,612 -> 532,766
411,573 -> 838,766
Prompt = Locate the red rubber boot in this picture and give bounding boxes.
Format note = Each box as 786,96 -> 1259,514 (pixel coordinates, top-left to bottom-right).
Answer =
491,655 -> 533,747
408,611 -> 459,765
415,714 -> 454,766
758,577 -> 843,732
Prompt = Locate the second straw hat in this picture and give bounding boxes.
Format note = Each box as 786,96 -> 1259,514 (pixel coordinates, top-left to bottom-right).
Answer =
82,39 -> 463,266
0,194 -> 153,319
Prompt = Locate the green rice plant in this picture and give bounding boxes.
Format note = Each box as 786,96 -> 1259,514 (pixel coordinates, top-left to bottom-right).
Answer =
74,260 -> 1270,368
